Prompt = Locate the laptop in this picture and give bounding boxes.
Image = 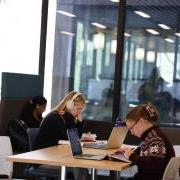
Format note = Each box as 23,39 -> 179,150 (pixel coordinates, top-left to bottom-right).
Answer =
83,126 -> 128,149
67,128 -> 107,161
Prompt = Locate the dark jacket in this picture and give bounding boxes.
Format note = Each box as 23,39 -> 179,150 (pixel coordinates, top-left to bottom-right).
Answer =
23,115 -> 42,128
33,111 -> 84,150
129,125 -> 175,180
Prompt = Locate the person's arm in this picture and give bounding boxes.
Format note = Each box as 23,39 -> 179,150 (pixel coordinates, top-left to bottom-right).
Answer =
76,120 -> 84,137
34,112 -> 66,149
128,142 -> 166,173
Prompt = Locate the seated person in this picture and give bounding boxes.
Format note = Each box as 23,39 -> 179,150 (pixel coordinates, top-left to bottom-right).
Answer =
8,95 -> 47,152
119,104 -> 175,180
33,91 -> 89,180
33,91 -> 85,149
19,95 -> 47,128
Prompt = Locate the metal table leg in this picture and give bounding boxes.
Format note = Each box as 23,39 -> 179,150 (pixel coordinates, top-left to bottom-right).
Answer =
115,171 -> 121,180
61,166 -> 66,180
91,168 -> 97,180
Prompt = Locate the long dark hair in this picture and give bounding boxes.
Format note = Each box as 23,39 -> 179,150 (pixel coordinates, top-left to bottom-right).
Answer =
19,95 -> 47,120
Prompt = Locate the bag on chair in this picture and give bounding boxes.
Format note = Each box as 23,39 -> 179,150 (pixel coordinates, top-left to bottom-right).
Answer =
8,118 -> 29,152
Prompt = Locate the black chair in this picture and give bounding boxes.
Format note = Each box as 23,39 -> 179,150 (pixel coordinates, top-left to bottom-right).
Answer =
25,128 -> 62,179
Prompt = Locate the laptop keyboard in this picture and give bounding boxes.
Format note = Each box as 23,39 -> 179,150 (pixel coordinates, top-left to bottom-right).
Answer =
79,154 -> 96,158
83,143 -> 107,149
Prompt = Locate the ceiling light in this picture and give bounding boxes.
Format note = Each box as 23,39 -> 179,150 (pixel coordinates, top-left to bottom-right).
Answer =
91,22 -> 106,29
135,48 -> 144,60
124,32 -> 131,37
146,29 -> 159,35
59,31 -> 75,36
158,24 -> 170,30
111,40 -> 117,54
134,11 -> 151,18
56,10 -> 76,17
147,51 -> 155,63
93,33 -> 105,49
175,33 -> 180,37
109,0 -> 119,2
165,38 -> 174,43
129,104 -> 137,108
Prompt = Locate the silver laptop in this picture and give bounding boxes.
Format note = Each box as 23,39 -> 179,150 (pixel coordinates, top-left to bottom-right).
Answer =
67,128 -> 106,161
83,126 -> 128,149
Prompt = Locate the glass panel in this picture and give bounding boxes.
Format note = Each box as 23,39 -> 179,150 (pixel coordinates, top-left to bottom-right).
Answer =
47,0 -> 119,121
0,0 -> 42,99
121,0 -> 180,124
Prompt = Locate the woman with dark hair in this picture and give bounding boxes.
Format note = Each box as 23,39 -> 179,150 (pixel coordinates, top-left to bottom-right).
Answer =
19,95 -> 47,128
119,104 -> 175,180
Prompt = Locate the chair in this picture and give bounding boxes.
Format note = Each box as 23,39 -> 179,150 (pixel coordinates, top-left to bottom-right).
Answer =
26,128 -> 62,179
27,128 -> 39,151
0,136 -> 13,179
162,157 -> 180,180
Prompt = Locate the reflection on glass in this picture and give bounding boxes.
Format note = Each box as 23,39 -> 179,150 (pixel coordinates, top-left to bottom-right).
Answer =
121,0 -> 180,125
48,0 -> 119,121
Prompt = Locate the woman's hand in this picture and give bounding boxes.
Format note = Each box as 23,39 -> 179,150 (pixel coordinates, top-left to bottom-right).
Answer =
75,114 -> 83,122
122,147 -> 134,158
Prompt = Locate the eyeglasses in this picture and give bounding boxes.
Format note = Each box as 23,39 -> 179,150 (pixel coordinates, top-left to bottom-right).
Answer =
128,120 -> 139,131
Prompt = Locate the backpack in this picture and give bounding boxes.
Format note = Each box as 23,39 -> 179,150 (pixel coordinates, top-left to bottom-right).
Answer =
8,118 -> 29,152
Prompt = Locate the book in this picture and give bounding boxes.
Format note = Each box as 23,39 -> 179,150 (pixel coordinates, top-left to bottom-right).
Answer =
108,151 -> 131,163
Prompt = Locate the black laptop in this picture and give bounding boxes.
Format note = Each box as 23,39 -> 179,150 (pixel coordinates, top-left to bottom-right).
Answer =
67,128 -> 106,161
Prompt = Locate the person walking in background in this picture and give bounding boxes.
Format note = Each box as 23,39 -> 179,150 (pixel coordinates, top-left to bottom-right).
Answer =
138,67 -> 164,104
119,104 -> 175,180
19,95 -> 47,128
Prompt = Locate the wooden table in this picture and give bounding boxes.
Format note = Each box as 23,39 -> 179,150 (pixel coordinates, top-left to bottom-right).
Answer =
7,145 -> 130,180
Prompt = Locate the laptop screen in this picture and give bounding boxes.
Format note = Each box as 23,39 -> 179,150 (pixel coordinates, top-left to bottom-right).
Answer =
67,128 -> 82,156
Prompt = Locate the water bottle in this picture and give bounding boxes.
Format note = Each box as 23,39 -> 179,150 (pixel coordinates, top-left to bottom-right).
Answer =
114,115 -> 121,127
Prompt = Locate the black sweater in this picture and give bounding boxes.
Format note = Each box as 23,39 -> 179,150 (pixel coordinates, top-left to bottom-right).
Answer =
33,111 -> 84,150
129,125 -> 175,180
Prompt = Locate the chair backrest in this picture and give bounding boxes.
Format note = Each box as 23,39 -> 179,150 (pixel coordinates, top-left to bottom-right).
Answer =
162,157 -> 180,180
27,128 -> 39,151
0,136 -> 13,178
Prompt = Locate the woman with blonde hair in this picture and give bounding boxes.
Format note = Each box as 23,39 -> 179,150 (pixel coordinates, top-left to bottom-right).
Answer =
34,91 -> 86,150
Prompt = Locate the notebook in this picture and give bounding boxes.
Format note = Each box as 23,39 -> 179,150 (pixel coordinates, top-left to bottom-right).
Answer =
67,128 -> 107,160
108,151 -> 131,163
83,126 -> 128,149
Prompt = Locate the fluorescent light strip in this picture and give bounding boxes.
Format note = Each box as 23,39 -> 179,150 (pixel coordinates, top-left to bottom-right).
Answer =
60,31 -> 75,36
129,104 -> 137,108
146,29 -> 159,35
91,22 -> 106,29
124,32 -> 131,37
175,33 -> 180,37
158,24 -> 170,30
109,0 -> 119,2
165,38 -> 174,43
134,11 -> 151,18
56,10 -> 76,17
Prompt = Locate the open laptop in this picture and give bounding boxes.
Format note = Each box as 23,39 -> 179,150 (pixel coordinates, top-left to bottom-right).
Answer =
83,126 -> 128,149
67,128 -> 107,161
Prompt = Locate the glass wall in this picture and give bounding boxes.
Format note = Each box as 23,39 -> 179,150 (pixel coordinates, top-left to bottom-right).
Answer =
120,0 -> 180,124
48,0 -> 120,121
0,0 -> 42,99
46,0 -> 180,125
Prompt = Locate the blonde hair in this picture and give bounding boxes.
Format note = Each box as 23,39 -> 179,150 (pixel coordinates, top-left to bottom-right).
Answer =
52,91 -> 86,119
